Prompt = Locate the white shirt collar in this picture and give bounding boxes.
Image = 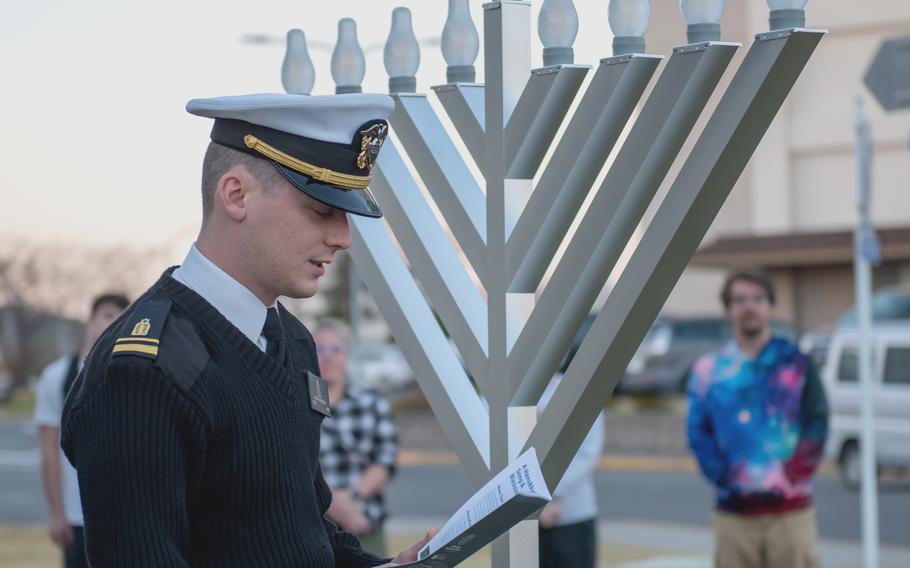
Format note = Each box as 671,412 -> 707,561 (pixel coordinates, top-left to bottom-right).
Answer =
171,243 -> 272,348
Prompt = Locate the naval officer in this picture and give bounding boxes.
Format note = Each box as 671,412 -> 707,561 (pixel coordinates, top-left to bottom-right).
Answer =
61,93 -> 432,567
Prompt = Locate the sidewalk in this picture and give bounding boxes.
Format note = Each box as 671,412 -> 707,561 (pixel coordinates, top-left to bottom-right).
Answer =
385,518 -> 910,568
4,521 -> 907,568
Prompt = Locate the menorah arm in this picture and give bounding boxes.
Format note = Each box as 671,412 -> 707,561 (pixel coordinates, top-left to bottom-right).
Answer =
349,217 -> 491,486
432,84 -> 485,169
525,29 -> 826,491
391,95 -> 487,282
504,65 -> 589,180
508,43 -> 739,406
505,54 -> 661,293
372,140 -> 490,392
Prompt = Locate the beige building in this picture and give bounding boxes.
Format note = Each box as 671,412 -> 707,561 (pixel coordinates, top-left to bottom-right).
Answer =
647,0 -> 910,331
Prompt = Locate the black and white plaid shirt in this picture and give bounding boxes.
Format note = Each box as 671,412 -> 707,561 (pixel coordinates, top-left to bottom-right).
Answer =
319,383 -> 398,529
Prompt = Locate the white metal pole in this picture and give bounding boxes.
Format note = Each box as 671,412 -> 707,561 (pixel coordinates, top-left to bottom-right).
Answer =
853,96 -> 879,568
483,3 -> 534,567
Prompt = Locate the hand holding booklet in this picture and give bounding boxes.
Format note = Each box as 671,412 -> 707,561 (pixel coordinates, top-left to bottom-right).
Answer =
398,447 -> 551,567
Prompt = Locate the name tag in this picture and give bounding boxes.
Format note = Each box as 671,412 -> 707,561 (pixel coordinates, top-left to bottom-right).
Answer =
307,371 -> 332,417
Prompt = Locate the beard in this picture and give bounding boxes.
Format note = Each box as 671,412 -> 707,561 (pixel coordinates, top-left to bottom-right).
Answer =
737,314 -> 767,339
739,324 -> 764,339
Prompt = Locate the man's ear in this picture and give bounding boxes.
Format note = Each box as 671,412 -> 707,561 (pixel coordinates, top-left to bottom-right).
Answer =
216,165 -> 251,222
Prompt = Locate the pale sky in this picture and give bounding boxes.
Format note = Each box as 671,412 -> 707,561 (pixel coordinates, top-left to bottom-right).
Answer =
0,0 -> 631,251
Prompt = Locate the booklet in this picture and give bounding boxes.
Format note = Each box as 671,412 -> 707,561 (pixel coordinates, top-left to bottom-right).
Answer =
399,447 -> 551,568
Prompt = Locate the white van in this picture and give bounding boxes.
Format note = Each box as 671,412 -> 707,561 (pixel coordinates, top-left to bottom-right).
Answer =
823,323 -> 910,488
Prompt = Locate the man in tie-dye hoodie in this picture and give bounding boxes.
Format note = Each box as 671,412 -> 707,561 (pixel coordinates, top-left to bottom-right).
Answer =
687,270 -> 828,568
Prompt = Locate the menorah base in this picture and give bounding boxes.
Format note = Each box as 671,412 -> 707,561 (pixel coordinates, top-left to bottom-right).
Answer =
389,76 -> 417,94
687,23 -> 721,44
542,47 -> 574,67
446,65 -> 476,83
612,36 -> 646,56
770,9 -> 806,30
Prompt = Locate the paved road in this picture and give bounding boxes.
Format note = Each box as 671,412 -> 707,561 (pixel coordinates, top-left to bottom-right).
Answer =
4,420 -> 908,547
384,466 -> 910,547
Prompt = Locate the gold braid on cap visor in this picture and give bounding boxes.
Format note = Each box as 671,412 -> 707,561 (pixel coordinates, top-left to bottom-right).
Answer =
243,135 -> 371,190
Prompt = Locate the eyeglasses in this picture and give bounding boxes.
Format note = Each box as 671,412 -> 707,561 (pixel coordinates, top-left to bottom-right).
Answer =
317,344 -> 345,355
730,293 -> 769,306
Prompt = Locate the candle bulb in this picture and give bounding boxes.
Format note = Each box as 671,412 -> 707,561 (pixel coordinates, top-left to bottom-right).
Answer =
608,0 -> 652,56
538,0 -> 579,66
768,0 -> 808,30
441,0 -> 479,83
281,29 -> 315,95
680,0 -> 727,43
384,7 -> 421,94
331,18 -> 366,94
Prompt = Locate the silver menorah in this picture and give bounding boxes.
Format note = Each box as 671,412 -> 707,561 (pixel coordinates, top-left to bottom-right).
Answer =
285,1 -> 825,565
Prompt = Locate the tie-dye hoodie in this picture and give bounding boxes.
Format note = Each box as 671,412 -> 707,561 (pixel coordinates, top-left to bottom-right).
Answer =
687,337 -> 828,515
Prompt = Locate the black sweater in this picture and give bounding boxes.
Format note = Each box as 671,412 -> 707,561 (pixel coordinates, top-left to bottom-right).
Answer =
61,271 -> 387,568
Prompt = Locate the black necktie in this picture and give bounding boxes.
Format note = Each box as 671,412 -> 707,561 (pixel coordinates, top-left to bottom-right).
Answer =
262,308 -> 286,364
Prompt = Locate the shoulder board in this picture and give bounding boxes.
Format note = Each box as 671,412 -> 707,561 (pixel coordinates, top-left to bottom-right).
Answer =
154,313 -> 209,392
112,300 -> 172,360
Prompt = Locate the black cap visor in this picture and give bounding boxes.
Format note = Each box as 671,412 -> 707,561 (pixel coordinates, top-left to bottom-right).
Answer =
273,163 -> 382,218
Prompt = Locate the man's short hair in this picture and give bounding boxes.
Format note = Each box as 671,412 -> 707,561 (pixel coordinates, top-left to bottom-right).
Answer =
720,269 -> 776,309
314,318 -> 352,351
91,293 -> 130,316
200,142 -> 282,225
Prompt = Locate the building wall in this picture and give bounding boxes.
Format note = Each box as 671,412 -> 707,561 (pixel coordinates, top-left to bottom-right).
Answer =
770,260 -> 910,331
744,0 -> 910,233
792,265 -> 855,330
659,0 -> 910,324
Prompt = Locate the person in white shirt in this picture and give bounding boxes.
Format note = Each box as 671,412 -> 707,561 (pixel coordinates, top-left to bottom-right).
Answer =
34,293 -> 129,568
536,371 -> 605,568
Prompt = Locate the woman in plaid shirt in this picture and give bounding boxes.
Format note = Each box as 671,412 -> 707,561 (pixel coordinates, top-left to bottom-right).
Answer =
315,319 -> 399,557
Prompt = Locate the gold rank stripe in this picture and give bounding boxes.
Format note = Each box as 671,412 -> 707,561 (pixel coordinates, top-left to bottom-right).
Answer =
243,135 -> 371,190
112,344 -> 159,356
116,337 -> 160,344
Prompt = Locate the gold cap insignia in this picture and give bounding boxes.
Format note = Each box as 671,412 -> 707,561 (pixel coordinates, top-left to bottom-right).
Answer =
131,318 -> 151,336
356,123 -> 389,172
244,134 -> 372,190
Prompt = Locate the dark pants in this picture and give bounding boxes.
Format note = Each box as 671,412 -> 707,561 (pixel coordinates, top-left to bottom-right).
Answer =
64,525 -> 88,568
539,519 -> 597,568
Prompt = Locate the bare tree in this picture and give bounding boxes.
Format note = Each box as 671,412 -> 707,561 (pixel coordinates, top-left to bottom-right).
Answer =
0,237 -> 171,402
